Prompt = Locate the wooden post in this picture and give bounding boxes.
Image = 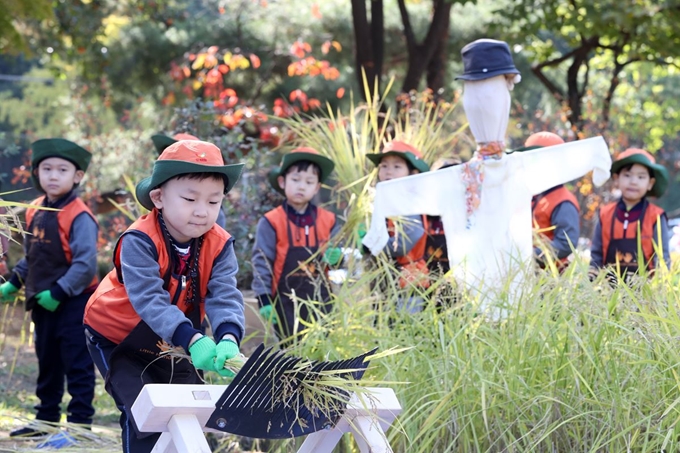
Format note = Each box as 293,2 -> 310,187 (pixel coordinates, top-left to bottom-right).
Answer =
132,384 -> 402,453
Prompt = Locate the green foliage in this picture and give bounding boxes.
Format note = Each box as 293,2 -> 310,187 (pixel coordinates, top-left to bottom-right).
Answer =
0,0 -> 53,54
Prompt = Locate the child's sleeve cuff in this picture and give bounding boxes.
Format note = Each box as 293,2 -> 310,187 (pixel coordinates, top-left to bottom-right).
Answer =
50,284 -> 69,303
214,322 -> 242,346
172,322 -> 202,352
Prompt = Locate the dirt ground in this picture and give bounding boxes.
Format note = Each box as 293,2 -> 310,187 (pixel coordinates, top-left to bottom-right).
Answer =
0,291 -> 273,452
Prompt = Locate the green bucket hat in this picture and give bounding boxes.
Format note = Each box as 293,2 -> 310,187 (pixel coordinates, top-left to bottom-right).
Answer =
136,140 -> 244,210
268,147 -> 335,195
30,138 -> 92,192
611,148 -> 669,198
151,133 -> 199,155
366,140 -> 430,173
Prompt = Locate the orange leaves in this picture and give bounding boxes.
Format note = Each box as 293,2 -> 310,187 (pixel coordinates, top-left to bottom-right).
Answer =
161,92 -> 176,106
220,107 -> 268,130
285,90 -> 321,113
214,88 -> 238,110
321,40 -> 342,54
288,39 -> 342,80
290,41 -> 312,58
287,57 -> 340,80
168,62 -> 190,82
311,3 -> 322,19
169,46 -> 262,103
289,89 -> 306,103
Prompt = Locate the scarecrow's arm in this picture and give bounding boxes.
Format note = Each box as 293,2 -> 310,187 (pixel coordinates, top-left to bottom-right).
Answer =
519,137 -> 612,196
362,167 -> 461,256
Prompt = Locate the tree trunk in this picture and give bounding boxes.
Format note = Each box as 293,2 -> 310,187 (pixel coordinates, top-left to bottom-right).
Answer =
425,4 -> 450,97
350,0 -> 383,101
399,0 -> 452,93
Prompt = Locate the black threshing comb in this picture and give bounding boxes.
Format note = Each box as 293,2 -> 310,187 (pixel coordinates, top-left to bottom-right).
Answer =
205,343 -> 377,439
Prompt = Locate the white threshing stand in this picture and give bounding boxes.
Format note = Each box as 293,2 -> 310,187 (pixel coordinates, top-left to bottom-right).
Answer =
131,384 -> 402,453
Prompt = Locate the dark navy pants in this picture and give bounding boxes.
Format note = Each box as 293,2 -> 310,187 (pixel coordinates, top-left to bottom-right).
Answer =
31,291 -> 95,425
84,326 -> 161,453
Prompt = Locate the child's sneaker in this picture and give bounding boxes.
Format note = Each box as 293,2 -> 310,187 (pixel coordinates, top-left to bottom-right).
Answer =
36,431 -> 77,449
9,425 -> 50,438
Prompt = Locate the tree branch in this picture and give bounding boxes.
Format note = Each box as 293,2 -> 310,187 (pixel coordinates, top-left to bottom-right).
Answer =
396,0 -> 416,54
531,66 -> 565,101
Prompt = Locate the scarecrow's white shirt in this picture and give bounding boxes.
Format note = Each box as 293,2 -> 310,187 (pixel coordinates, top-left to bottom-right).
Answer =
363,137 -> 612,309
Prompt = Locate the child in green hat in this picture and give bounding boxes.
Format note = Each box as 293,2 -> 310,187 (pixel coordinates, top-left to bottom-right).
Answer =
0,138 -> 98,447
589,147 -> 671,281
251,147 -> 340,341
365,140 -> 431,312
83,139 -> 246,452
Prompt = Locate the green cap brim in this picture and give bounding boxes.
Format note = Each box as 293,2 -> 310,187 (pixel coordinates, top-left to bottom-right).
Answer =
366,151 -> 430,173
611,154 -> 669,198
135,160 -> 245,210
151,134 -> 177,155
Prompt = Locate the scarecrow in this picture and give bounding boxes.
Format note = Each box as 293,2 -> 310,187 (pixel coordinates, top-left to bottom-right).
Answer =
362,39 -> 612,313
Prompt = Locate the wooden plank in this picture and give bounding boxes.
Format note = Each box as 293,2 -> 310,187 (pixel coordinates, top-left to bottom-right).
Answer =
132,384 -> 227,433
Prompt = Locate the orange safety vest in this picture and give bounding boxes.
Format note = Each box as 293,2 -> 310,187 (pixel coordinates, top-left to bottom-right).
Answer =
388,216 -> 430,288
25,195 -> 99,289
599,201 -> 665,270
532,186 -> 580,241
263,205 -> 336,295
84,209 -> 231,344
532,186 -> 580,267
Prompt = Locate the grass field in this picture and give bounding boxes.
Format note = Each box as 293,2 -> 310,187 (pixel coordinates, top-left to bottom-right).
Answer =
1,257 -> 680,452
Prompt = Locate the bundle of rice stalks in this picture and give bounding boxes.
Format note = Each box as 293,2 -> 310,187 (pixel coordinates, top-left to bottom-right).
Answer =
204,343 -> 377,439
157,347 -> 248,379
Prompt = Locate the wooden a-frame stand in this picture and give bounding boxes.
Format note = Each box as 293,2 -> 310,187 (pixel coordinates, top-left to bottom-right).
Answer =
131,384 -> 402,453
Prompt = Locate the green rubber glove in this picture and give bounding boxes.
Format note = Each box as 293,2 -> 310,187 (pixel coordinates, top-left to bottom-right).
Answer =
214,339 -> 239,377
355,222 -> 367,249
259,304 -> 277,325
35,290 -> 60,312
0,281 -> 19,303
357,222 -> 367,239
188,336 -> 217,371
323,247 -> 343,266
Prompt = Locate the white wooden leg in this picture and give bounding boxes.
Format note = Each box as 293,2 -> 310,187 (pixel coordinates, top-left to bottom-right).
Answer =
166,414 -> 211,453
296,428 -> 345,453
151,433 -> 178,453
351,415 -> 392,453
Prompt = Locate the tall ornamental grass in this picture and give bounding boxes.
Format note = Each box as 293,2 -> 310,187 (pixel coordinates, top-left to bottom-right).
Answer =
260,260 -> 680,453
257,89 -> 680,452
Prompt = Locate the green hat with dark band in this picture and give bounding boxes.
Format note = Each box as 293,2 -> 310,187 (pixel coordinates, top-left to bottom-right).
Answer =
366,140 -> 430,173
30,138 -> 92,192
268,147 -> 335,195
